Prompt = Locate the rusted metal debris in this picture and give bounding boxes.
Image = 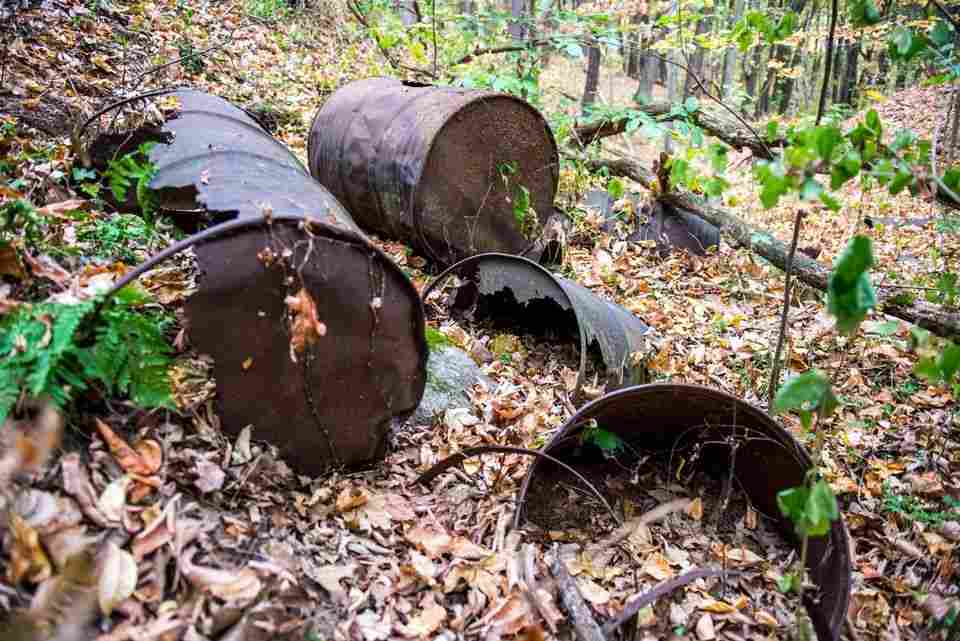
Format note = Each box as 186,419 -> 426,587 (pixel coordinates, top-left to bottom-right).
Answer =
82,90 -> 429,476
105,214 -> 427,476
308,78 -> 560,265
515,384 -> 852,641
421,253 -> 656,395
584,189 -> 720,256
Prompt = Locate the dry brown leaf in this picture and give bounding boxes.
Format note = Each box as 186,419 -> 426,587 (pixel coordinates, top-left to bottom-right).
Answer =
180,550 -> 261,602
193,459 -> 225,494
7,513 -> 52,585
685,497 -> 703,520
98,541 -> 137,616
696,613 -> 716,640
0,404 -> 62,483
285,287 -> 326,362
398,592 -> 447,638
575,577 -> 610,605
710,543 -> 762,566
335,485 -> 369,513
699,599 -> 736,614
485,591 -> 534,637
450,537 -> 492,560
61,453 -> 113,527
383,494 -> 416,521
309,564 -> 355,604
97,475 -> 130,524
640,553 -> 674,581
407,525 -> 453,558
755,610 -> 779,627
94,419 -> 157,476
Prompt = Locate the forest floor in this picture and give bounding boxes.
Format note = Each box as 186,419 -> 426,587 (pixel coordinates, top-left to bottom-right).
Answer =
0,1 -> 958,641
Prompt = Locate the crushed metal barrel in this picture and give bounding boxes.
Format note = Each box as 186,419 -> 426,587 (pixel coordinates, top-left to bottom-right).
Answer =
104,215 -> 427,476
82,90 -> 428,475
307,78 -> 560,265
421,252 -> 656,395
515,384 -> 852,641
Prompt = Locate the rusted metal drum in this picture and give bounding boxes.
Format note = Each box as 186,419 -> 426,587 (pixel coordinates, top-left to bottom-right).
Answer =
421,253 -> 656,394
516,384 -> 852,641
86,90 -> 428,476
307,78 -> 560,265
104,215 -> 427,476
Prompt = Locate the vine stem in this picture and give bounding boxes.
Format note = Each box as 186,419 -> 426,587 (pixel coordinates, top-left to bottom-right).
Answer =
768,210 -> 806,407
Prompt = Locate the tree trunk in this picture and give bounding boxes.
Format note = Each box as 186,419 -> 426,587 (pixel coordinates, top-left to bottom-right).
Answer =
635,22 -> 658,104
582,38 -> 602,112
831,41 -> 844,104
583,156 -> 960,341
624,14 -> 642,78
776,2 -> 817,114
722,0 -> 746,97
510,0 -> 526,42
396,0 -> 419,25
682,14 -> 711,98
838,40 -> 859,105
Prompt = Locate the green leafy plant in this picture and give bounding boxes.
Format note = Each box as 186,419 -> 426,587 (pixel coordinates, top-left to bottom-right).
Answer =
911,328 -> 960,395
827,236 -> 877,334
105,143 -> 158,215
0,199 -> 45,251
77,213 -> 160,264
177,37 -> 206,75
579,418 -> 625,457
0,290 -> 175,424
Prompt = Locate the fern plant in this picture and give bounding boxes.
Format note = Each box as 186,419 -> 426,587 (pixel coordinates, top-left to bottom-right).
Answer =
0,289 -> 174,423
105,142 -> 158,215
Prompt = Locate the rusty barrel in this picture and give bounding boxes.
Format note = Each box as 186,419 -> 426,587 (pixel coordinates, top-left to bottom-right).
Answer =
307,78 -> 559,265
87,90 -> 428,477
516,384 -> 852,641
421,253 -> 656,394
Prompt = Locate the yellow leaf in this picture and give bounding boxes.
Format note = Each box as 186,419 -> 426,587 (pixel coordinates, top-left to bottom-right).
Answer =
699,599 -> 736,614
865,89 -> 887,103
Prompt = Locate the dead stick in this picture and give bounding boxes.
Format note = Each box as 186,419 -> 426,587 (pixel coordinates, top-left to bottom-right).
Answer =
768,210 -> 806,408
602,568 -> 740,635
550,555 -> 606,641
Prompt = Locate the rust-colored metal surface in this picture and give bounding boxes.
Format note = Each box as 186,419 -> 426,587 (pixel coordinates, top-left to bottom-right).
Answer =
515,384 -> 852,641
307,78 -> 559,265
105,214 -> 428,476
421,253 -> 655,394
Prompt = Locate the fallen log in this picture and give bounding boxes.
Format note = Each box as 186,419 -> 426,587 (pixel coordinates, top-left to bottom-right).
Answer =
585,156 -> 960,341
572,101 -> 777,159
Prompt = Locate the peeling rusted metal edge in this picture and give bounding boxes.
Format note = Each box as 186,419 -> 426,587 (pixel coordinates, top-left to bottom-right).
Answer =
421,252 -> 589,393
513,383 -> 852,641
422,252 -> 654,394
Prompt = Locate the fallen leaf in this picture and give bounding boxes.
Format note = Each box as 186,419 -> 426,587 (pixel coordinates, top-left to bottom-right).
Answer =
95,419 -> 157,476
335,485 -> 369,513
180,550 -> 261,602
7,513 -> 52,584
285,287 -> 326,362
696,613 -> 716,640
193,459 -> 225,494
61,454 -> 112,527
407,525 -> 453,558
398,592 -> 447,637
575,577 -> 610,605
98,541 -> 137,616
97,475 -> 131,524
309,564 -> 354,604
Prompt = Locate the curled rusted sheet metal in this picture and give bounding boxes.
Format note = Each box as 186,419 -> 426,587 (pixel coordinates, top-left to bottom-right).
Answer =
307,78 -> 560,265
515,384 -> 852,641
584,189 -> 719,256
104,214 -> 428,476
421,252 -> 655,394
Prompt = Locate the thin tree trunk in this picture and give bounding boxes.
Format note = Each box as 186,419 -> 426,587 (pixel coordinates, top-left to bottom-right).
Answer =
838,40 -> 859,105
722,0 -> 746,97
682,14 -> 711,98
582,37 -> 602,112
396,0 -> 420,25
510,0 -> 525,42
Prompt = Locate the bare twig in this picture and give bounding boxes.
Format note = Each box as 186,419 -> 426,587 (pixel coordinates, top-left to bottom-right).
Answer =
931,0 -> 960,30
415,445 -> 621,524
451,38 -> 553,66
550,554 -> 606,641
768,210 -> 806,407
602,569 -> 739,634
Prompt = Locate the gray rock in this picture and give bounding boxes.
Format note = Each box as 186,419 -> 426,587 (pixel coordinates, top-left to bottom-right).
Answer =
412,345 -> 489,425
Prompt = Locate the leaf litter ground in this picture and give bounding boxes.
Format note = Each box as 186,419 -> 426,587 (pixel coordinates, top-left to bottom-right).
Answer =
0,1 -> 959,639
